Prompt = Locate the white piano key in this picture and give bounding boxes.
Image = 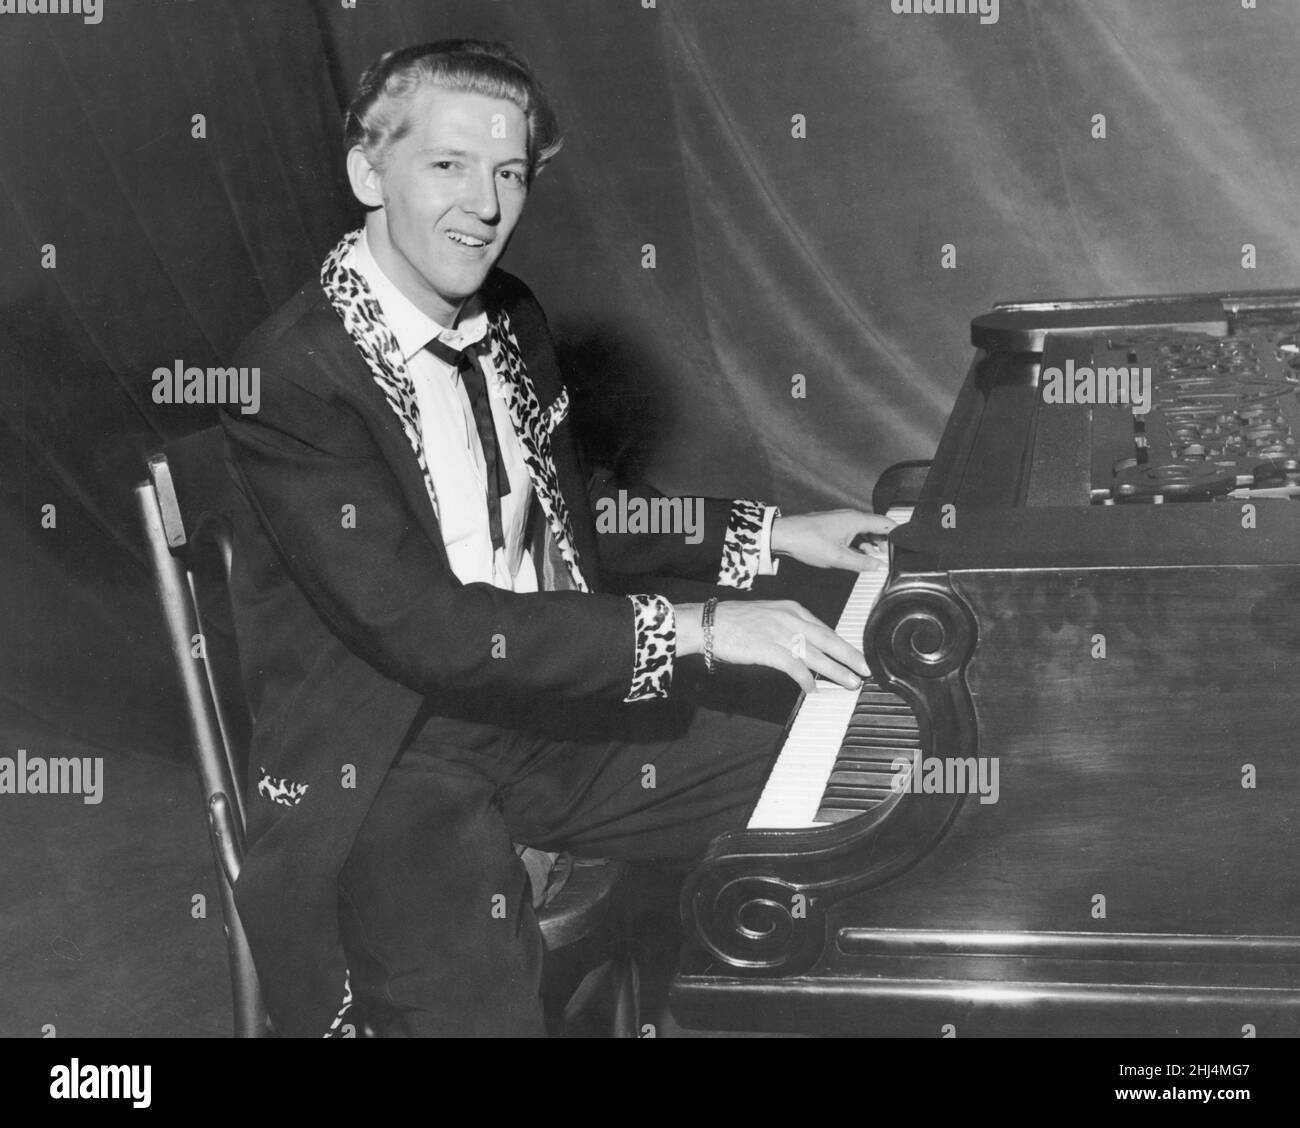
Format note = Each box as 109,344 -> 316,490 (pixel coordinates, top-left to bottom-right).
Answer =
747,507 -> 912,830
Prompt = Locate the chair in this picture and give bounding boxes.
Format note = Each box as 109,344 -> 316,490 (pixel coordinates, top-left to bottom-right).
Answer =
136,427 -> 639,1037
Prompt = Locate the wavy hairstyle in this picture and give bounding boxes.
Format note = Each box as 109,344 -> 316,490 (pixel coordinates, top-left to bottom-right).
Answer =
343,39 -> 563,181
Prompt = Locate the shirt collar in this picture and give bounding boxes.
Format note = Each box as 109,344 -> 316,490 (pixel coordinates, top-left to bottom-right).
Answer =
348,229 -> 488,363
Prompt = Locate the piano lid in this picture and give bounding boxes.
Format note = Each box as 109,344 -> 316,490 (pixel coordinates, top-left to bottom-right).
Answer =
970,290 -> 1300,353
898,289 -> 1300,571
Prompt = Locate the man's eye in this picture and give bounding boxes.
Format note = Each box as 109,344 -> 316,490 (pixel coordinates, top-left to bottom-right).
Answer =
431,161 -> 459,171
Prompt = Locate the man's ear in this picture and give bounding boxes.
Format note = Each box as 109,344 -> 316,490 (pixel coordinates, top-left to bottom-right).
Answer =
346,145 -> 385,209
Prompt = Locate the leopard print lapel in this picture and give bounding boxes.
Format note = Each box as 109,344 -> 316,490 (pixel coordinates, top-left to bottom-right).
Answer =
484,309 -> 589,593
320,230 -> 589,592
321,231 -> 440,523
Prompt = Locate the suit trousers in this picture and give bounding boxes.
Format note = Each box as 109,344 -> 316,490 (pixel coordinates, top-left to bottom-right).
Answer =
336,694 -> 781,1036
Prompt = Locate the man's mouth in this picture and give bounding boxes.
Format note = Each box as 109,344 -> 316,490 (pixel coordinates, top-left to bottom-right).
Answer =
445,230 -> 490,249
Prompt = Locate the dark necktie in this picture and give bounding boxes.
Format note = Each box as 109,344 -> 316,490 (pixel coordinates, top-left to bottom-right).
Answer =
426,338 -> 511,553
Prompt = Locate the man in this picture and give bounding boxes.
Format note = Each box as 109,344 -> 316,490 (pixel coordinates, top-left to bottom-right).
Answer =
220,39 -> 894,1037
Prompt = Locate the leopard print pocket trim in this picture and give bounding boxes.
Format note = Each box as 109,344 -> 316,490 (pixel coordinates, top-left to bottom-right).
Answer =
257,768 -> 309,808
624,594 -> 674,702
323,968 -> 354,1038
718,498 -> 767,590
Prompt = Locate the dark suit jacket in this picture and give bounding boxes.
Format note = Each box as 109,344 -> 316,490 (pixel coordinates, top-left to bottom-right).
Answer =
219,231 -> 768,1036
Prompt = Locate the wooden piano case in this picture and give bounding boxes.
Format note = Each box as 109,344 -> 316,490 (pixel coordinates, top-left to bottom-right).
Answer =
673,292 -> 1300,1036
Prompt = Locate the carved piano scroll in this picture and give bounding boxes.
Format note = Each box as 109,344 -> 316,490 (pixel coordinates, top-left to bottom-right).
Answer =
680,576 -> 980,975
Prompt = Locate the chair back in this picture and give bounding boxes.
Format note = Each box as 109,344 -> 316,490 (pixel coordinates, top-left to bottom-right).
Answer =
135,426 -> 267,1037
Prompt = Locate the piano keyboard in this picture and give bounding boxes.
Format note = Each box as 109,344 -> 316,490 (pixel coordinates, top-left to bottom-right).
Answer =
747,508 -> 917,830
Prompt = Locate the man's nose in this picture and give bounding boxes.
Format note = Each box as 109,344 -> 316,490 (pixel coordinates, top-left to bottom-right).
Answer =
460,170 -> 500,223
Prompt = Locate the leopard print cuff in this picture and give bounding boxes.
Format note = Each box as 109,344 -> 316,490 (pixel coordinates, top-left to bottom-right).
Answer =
624,594 -> 675,702
717,498 -> 768,590
257,769 -> 309,808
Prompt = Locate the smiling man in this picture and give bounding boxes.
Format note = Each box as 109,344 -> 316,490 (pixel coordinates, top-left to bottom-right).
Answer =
220,39 -> 894,1037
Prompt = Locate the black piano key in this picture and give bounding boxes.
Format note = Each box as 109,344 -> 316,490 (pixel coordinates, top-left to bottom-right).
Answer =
816,794 -> 888,814
831,758 -> 910,771
848,722 -> 911,732
854,693 -> 907,707
829,772 -> 907,786
813,807 -> 864,824
823,781 -> 895,797
811,677 -> 921,823
846,718 -> 917,727
849,716 -> 914,727
831,762 -> 913,778
845,718 -> 918,730
846,713 -> 918,730
827,770 -> 898,789
840,737 -> 920,752
852,692 -> 910,705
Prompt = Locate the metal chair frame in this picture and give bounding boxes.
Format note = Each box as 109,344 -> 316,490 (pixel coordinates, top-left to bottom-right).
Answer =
136,453 -> 267,1037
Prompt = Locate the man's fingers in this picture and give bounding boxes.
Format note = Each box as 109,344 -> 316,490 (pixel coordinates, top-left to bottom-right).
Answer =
772,650 -> 817,694
810,620 -> 869,675
834,544 -> 888,572
825,636 -> 871,678
785,621 -> 869,681
717,601 -> 870,687
803,647 -> 864,690
856,512 -> 898,535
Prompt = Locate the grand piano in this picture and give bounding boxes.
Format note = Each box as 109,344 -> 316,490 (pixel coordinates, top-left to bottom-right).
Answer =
671,291 -> 1300,1037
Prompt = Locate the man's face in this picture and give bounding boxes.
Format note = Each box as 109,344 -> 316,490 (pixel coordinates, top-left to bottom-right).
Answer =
354,85 -> 530,325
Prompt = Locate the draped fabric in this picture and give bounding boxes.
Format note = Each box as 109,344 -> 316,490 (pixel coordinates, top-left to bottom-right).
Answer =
4,0 -> 1300,758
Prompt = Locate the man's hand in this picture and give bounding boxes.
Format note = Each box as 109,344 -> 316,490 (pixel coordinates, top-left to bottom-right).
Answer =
770,509 -> 895,572
675,599 -> 868,693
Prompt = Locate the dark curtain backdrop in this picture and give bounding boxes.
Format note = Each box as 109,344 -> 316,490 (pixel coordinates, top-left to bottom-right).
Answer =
4,0 -> 1300,759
